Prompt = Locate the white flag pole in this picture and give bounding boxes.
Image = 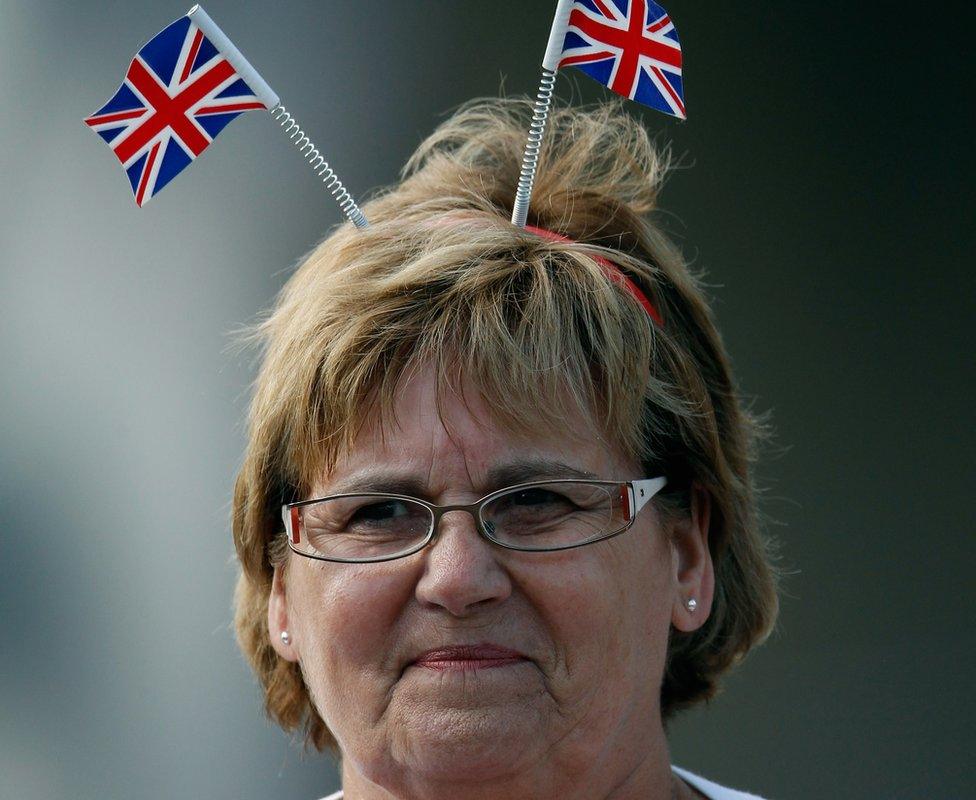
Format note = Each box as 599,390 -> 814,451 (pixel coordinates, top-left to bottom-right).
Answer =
511,0 -> 575,228
187,5 -> 278,108
187,5 -> 369,228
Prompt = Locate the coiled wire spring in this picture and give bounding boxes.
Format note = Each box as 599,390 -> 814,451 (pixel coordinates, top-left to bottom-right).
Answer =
511,68 -> 557,228
271,105 -> 369,228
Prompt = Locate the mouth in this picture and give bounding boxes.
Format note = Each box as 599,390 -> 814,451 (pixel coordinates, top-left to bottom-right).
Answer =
410,643 -> 529,672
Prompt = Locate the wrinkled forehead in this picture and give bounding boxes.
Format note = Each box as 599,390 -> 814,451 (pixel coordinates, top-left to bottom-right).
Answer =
309,360 -> 635,497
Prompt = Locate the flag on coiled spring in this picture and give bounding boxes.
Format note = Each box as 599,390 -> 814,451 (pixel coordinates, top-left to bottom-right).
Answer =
84,11 -> 270,206
556,0 -> 685,119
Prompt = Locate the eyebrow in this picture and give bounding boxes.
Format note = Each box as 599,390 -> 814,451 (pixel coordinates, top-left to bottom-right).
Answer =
485,459 -> 598,487
321,458 -> 598,499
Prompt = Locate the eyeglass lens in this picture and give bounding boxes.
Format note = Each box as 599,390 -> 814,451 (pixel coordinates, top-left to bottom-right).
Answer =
293,481 -> 630,560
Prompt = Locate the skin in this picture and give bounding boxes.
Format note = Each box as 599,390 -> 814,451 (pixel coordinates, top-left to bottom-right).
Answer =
269,362 -> 714,800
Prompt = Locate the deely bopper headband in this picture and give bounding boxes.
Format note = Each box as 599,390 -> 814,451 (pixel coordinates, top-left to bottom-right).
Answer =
85,3 -> 684,226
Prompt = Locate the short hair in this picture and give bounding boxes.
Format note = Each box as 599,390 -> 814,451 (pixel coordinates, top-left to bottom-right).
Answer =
231,98 -> 780,752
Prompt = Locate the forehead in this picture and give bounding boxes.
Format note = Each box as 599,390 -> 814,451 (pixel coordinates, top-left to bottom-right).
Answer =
314,361 -> 636,493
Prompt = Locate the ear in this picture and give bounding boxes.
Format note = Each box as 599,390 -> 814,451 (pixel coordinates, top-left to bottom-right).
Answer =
268,565 -> 299,662
670,481 -> 715,632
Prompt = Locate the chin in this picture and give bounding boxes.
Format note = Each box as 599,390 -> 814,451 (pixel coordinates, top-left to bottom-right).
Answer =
387,706 -> 543,781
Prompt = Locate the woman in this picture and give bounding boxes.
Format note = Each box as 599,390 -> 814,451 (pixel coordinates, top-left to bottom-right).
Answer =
232,99 -> 780,800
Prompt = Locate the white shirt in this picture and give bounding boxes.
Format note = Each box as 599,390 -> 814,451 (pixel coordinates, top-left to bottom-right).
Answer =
318,765 -> 769,799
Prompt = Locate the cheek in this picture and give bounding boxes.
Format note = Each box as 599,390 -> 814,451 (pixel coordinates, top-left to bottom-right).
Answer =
618,528 -> 675,662
290,561 -> 415,725
522,528 -> 672,693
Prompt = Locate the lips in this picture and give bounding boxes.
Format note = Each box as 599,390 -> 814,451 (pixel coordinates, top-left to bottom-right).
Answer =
411,643 -> 527,670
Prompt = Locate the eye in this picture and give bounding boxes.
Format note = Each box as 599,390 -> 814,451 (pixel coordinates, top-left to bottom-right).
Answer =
299,496 -> 432,558
488,487 -> 579,527
508,487 -> 574,508
348,499 -> 413,527
481,482 -> 618,547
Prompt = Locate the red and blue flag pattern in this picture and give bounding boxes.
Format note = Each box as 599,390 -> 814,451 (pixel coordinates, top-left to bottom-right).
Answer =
84,13 -> 269,206
559,0 -> 685,119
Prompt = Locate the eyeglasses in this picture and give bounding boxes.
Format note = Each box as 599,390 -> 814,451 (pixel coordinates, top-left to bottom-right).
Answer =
281,477 -> 666,563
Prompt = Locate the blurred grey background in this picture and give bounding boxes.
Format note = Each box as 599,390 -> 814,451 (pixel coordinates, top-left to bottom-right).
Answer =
1,2 -> 972,798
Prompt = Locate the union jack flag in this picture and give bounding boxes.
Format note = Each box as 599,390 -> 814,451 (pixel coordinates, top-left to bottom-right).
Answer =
558,0 -> 685,119
84,12 -> 270,206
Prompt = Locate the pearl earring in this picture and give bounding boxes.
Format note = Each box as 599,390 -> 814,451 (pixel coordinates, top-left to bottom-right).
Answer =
686,598 -> 697,612
280,631 -> 291,646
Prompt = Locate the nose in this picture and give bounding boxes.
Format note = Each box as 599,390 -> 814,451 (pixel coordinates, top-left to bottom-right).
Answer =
414,508 -> 512,617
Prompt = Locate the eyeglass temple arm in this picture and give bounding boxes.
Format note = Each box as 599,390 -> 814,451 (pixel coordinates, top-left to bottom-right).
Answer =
282,506 -> 301,544
629,477 -> 667,518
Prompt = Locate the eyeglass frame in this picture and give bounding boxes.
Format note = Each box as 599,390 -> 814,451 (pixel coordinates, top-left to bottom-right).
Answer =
280,476 -> 668,564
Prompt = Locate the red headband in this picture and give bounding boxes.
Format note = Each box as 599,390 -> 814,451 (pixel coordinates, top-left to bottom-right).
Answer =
524,226 -> 663,327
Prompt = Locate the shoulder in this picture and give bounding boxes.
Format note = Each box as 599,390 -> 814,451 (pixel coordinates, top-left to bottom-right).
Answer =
672,765 -> 771,800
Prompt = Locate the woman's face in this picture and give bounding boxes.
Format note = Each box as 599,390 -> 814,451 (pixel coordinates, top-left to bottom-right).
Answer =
269,363 -> 712,799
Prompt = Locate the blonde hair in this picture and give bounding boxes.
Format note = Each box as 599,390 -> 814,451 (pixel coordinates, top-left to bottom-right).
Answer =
232,98 -> 780,752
